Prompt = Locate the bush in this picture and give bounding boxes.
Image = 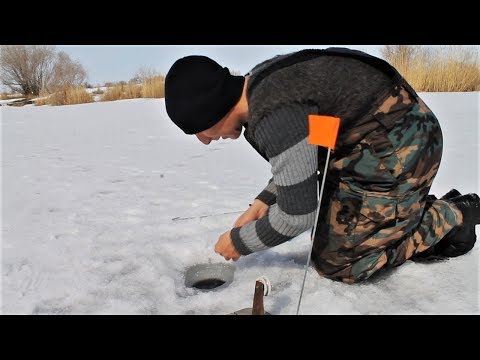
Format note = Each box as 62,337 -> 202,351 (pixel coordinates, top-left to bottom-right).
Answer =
101,84 -> 124,101
124,83 -> 142,99
35,86 -> 93,106
142,75 -> 165,98
101,83 -> 142,101
99,73 -> 165,102
381,45 -> 480,92
34,89 -> 50,106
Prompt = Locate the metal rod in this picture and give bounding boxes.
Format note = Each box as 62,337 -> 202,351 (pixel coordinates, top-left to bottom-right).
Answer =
296,147 -> 331,315
172,210 -> 243,222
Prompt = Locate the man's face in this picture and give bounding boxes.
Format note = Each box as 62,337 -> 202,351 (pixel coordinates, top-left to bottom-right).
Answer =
195,112 -> 244,145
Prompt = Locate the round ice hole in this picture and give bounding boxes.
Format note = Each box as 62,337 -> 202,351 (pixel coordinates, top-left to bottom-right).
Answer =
185,263 -> 235,290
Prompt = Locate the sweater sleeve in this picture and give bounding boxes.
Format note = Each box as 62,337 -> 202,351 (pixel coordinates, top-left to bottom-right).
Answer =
255,178 -> 277,206
231,103 -> 319,255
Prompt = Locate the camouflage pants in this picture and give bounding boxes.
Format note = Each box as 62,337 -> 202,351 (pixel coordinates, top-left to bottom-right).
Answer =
311,87 -> 463,283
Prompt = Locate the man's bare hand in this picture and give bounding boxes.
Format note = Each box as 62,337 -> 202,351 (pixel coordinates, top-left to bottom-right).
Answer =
233,199 -> 269,228
214,200 -> 268,261
214,231 -> 241,261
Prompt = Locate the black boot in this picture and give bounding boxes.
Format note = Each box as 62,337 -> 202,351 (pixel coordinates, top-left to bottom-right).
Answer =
440,188 -> 462,200
414,193 -> 479,261
433,193 -> 479,257
427,188 -> 461,202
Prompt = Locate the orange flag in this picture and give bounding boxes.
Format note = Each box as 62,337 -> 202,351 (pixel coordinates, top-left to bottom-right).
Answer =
308,115 -> 340,149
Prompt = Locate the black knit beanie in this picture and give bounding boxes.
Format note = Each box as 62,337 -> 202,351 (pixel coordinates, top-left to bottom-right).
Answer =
165,55 -> 245,134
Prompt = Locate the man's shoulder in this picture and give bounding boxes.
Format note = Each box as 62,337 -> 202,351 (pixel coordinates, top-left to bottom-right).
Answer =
251,103 -> 318,159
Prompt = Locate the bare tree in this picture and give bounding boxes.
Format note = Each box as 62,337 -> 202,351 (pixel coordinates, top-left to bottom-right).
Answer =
1,45 -> 54,95
0,45 -> 87,96
47,51 -> 87,91
130,65 -> 158,84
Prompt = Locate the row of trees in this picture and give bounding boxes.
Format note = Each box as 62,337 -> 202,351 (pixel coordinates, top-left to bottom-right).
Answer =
0,45 -> 87,97
3,45 -> 477,99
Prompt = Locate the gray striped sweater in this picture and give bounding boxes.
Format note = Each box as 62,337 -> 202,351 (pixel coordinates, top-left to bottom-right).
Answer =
230,103 -> 319,255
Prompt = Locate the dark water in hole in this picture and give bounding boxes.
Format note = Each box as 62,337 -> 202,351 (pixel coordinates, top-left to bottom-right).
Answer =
193,278 -> 225,290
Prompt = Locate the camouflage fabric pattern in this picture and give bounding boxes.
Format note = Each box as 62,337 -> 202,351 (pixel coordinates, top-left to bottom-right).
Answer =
311,86 -> 463,283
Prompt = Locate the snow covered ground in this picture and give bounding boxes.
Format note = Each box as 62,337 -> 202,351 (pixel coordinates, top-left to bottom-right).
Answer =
0,98 -> 25,106
1,93 -> 479,314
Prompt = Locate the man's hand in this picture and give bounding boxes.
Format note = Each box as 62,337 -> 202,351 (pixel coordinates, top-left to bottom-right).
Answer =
233,199 -> 269,228
215,200 -> 269,261
215,231 -> 241,261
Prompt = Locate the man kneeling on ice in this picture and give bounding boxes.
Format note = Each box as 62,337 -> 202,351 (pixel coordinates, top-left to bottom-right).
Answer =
164,47 -> 479,283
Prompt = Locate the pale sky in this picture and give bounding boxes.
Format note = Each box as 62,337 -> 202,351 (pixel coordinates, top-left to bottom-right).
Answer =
57,45 -> 383,85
